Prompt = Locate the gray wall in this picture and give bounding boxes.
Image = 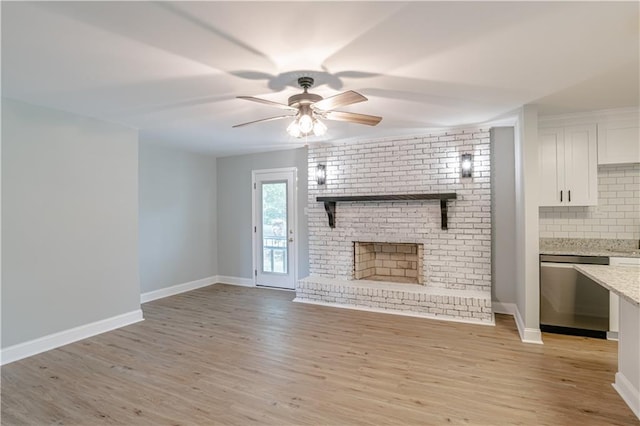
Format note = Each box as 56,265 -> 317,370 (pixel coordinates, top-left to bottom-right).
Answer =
491,127 -> 517,305
138,142 -> 218,294
2,98 -> 140,348
217,147 -> 308,280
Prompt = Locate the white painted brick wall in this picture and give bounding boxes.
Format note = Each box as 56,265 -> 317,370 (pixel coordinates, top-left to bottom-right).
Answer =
539,164 -> 640,239
307,128 -> 492,293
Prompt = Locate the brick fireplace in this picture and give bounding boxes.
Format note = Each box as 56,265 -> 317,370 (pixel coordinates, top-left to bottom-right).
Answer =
296,128 -> 494,325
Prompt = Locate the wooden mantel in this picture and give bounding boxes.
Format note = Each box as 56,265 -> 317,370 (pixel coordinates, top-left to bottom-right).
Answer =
316,193 -> 457,230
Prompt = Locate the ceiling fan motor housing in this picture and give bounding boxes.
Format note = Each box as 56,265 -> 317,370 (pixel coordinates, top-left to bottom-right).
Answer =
288,92 -> 322,108
288,76 -> 322,108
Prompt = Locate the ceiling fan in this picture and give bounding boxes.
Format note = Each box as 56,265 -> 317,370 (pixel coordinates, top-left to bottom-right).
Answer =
233,77 -> 382,138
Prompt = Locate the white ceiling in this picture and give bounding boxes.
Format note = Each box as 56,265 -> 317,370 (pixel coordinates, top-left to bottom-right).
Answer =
2,1 -> 638,156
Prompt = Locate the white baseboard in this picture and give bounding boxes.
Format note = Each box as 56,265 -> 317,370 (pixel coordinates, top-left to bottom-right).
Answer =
492,301 -> 517,316
256,284 -> 295,292
613,372 -> 640,420
216,275 -> 255,287
494,301 -> 543,344
293,298 -> 495,326
1,309 -> 143,366
513,305 -> 543,344
140,276 -> 217,303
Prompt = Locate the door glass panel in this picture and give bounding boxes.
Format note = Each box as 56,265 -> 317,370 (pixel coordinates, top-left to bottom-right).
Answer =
261,181 -> 288,274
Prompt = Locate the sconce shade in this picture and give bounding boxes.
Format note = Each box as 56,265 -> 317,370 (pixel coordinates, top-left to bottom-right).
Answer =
461,153 -> 473,178
316,164 -> 326,185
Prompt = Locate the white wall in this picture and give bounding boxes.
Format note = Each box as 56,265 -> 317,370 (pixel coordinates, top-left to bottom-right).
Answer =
216,148 -> 308,280
138,142 -> 217,294
1,98 -> 140,349
514,105 -> 542,343
491,127 -> 517,305
540,163 -> 640,240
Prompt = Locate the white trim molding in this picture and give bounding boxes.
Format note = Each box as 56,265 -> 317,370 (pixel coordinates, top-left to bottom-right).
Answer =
1,309 -> 143,365
492,301 -> 517,316
140,276 -> 217,303
613,372 -> 640,420
514,305 -> 543,344
493,301 -> 543,344
216,275 -> 255,287
539,106 -> 639,126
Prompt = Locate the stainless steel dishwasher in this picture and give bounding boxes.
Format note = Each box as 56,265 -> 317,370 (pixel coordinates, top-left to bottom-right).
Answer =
540,254 -> 610,338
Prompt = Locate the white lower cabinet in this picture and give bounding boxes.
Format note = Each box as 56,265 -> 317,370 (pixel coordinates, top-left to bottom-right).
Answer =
610,292 -> 619,336
609,257 -> 640,337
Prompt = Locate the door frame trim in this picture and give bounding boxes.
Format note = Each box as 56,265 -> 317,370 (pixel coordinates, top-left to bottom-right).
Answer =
251,167 -> 298,289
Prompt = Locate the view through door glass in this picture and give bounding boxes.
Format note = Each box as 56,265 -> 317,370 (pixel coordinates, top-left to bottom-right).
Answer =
261,181 -> 288,274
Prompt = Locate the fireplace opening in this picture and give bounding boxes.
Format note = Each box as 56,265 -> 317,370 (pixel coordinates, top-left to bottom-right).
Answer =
353,242 -> 423,284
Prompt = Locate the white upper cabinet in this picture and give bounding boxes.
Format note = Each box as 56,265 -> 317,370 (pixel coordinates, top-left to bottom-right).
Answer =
539,128 -> 565,206
597,120 -> 640,165
539,124 -> 598,206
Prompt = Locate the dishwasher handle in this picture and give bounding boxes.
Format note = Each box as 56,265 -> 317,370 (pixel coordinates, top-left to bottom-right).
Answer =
541,262 -> 578,268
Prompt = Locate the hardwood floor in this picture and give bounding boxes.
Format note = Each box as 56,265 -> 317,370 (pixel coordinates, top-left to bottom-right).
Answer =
2,284 -> 637,425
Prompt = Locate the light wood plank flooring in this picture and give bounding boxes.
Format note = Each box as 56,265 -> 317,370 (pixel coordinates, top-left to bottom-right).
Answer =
2,284 -> 637,425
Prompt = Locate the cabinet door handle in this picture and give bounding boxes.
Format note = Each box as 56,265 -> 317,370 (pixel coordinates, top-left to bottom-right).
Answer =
560,190 -> 563,202
568,190 -> 571,202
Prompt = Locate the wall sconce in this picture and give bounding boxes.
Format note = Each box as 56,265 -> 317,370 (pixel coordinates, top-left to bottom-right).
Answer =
461,153 -> 473,178
316,164 -> 326,185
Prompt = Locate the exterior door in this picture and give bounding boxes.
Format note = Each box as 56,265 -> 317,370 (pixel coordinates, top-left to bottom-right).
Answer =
252,168 -> 297,289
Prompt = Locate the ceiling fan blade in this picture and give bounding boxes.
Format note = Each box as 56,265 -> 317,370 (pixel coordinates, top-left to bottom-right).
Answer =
237,96 -> 297,111
323,111 -> 382,126
233,115 -> 294,128
312,90 -> 367,111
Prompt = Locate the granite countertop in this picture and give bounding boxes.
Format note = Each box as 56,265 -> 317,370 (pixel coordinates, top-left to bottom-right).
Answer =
539,238 -> 640,258
540,248 -> 640,258
575,264 -> 640,306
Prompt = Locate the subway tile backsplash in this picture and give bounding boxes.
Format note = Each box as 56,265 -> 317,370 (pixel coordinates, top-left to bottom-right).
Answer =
539,163 -> 640,240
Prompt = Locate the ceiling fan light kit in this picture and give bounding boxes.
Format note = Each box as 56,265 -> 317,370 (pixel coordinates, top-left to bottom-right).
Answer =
234,77 -> 382,138
286,105 -> 328,138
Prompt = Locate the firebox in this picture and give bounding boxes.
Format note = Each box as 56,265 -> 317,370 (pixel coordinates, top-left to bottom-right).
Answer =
353,242 -> 423,284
